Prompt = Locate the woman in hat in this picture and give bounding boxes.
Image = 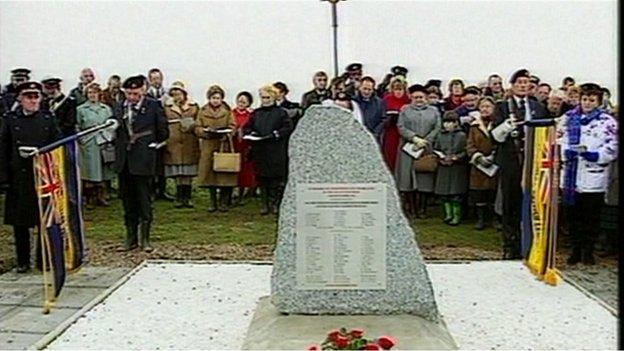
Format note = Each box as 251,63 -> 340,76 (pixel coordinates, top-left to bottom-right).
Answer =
76,82 -> 115,209
395,84 -> 441,219
466,97 -> 498,230
243,85 -> 293,215
196,85 -> 237,212
380,76 -> 411,173
443,79 -> 465,111
232,91 -> 258,205
433,111 -> 468,226
163,81 -> 200,208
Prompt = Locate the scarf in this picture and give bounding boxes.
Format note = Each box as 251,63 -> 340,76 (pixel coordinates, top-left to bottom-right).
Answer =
562,106 -> 604,205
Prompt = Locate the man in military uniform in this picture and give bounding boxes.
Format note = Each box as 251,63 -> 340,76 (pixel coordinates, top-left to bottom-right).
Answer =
0,82 -> 61,273
69,68 -> 96,106
112,76 -> 169,252
491,69 -> 548,260
300,71 -> 331,111
1,68 -> 31,116
41,76 -> 77,137
343,62 -> 363,98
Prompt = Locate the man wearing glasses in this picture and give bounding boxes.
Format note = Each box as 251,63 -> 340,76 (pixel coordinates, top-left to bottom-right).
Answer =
69,68 -> 96,106
0,81 -> 61,273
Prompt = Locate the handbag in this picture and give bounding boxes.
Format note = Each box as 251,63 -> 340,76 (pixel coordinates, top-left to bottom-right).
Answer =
100,143 -> 116,164
413,148 -> 438,173
213,135 -> 241,173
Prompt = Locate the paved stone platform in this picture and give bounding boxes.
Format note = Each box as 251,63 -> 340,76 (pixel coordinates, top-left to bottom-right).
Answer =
0,266 -> 131,350
42,261 -> 617,350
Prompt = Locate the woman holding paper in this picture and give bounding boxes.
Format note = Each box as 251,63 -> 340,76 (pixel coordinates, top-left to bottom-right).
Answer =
466,97 -> 498,230
196,85 -> 237,212
163,81 -> 200,208
76,82 -> 115,209
395,84 -> 441,219
243,85 -> 293,215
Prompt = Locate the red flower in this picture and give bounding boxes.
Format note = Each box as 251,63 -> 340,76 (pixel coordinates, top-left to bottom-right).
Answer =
377,336 -> 397,350
327,329 -> 341,342
363,343 -> 382,350
307,344 -> 321,351
335,335 -> 350,349
350,328 -> 364,339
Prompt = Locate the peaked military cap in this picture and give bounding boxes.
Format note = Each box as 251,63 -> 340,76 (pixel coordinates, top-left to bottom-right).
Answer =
391,65 -> 408,76
529,75 -> 541,84
11,68 -> 31,77
41,75 -> 62,85
16,81 -> 42,95
509,69 -> 530,84
122,75 -> 146,89
345,63 -> 363,72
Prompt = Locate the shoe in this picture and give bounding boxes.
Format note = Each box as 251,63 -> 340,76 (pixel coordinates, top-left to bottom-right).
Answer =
16,265 -> 30,273
442,202 -> 452,223
567,248 -> 582,265
117,224 -> 138,252
157,192 -> 176,202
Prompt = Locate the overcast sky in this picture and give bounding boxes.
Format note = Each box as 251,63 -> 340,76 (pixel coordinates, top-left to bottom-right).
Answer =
0,0 -> 618,104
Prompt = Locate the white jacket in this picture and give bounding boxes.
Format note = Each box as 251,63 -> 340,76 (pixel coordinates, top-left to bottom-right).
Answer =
557,109 -> 618,193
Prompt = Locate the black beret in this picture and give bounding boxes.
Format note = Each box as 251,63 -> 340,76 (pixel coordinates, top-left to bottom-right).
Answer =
510,69 -> 530,84
41,75 -> 62,85
391,65 -> 408,76
16,81 -> 42,95
408,84 -> 427,94
463,86 -> 481,96
345,63 -> 363,72
424,79 -> 442,89
11,68 -> 31,77
122,75 -> 146,89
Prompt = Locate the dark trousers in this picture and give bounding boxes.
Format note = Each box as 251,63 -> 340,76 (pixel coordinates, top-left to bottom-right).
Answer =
259,176 -> 285,207
566,192 -> 604,254
501,179 -> 522,257
13,225 -> 42,269
119,168 -> 153,228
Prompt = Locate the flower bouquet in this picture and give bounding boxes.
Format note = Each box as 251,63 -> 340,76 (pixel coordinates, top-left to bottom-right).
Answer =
307,327 -> 397,350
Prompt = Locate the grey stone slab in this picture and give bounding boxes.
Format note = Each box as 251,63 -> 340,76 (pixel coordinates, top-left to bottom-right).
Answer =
0,271 -> 42,285
21,287 -> 103,309
0,284 -> 41,305
0,305 -> 18,318
64,267 -> 131,288
0,307 -> 77,334
0,331 -> 45,350
271,105 -> 440,322
242,296 -> 457,350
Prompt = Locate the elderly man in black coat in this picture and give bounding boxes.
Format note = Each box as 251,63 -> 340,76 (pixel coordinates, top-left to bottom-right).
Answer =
0,82 -> 61,273
111,75 -> 169,252
491,69 -> 549,260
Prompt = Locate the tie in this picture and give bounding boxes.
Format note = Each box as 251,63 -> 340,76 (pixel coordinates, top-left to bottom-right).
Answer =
517,99 -> 526,119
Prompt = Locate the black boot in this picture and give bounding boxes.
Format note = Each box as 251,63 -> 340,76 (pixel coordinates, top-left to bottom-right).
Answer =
174,185 -> 184,208
208,187 -> 217,212
475,205 -> 486,230
218,187 -> 230,212
260,187 -> 270,215
417,193 -> 428,219
118,223 -> 138,251
183,185 -> 194,208
140,221 -> 154,253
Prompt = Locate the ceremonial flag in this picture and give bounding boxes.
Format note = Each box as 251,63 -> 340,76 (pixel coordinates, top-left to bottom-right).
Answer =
522,125 -> 561,285
34,140 -> 86,313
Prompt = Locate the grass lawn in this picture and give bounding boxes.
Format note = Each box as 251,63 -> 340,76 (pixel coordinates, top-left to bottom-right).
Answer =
0,186 -> 502,272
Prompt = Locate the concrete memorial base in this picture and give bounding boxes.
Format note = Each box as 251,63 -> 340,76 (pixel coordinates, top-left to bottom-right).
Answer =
241,296 -> 458,350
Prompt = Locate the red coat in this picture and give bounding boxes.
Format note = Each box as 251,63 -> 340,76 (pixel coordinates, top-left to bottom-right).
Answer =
381,93 -> 410,172
233,108 -> 257,187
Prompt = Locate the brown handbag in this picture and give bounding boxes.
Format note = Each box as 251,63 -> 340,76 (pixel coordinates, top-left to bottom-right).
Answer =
213,135 -> 241,173
413,148 -> 438,173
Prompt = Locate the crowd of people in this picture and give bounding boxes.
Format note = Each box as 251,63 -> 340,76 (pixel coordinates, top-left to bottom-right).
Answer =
0,63 -> 618,273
